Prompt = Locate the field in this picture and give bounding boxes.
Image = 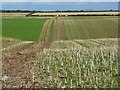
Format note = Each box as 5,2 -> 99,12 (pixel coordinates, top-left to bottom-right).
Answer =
2,15 -> 119,88
32,12 -> 118,16
53,16 -> 118,40
35,38 -> 118,88
2,18 -> 47,41
1,13 -> 29,18
2,16 -> 118,41
2,38 -> 118,88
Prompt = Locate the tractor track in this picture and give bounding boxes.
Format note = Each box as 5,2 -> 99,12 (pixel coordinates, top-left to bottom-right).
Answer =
53,17 -> 60,41
39,19 -> 53,42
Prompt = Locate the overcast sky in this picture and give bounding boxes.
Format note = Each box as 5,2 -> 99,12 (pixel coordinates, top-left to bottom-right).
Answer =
1,0 -> 119,2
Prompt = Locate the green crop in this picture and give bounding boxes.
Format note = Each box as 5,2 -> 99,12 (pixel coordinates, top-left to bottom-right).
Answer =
2,18 -> 47,41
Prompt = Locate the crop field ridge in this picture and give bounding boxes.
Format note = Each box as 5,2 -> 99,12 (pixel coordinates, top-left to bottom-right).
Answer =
1,41 -> 34,51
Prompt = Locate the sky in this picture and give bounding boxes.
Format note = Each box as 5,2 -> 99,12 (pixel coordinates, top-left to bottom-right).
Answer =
1,0 -> 119,11
1,0 -> 119,2
2,2 -> 118,11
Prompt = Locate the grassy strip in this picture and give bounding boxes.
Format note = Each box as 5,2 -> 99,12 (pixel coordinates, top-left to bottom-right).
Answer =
39,19 -> 54,42
39,20 -> 49,42
45,19 -> 54,42
48,19 -> 54,42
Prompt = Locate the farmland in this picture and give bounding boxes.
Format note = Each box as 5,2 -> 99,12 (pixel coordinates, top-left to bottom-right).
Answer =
2,38 -> 118,88
2,15 -> 119,88
32,12 -> 118,16
35,38 -> 118,88
2,18 -> 47,41
2,16 -> 118,42
53,16 -> 118,40
1,13 -> 29,18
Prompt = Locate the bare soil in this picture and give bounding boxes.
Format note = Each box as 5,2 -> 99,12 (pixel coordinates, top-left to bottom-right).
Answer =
2,41 -> 51,88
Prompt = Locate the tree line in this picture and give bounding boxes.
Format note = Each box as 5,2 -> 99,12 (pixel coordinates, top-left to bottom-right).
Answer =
1,10 -> 119,13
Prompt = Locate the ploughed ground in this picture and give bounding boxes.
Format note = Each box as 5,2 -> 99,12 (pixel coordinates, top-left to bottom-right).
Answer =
2,41 -> 52,88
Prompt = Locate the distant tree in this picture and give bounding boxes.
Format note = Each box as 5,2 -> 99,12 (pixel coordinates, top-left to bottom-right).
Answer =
80,10 -> 84,12
110,9 -> 113,11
